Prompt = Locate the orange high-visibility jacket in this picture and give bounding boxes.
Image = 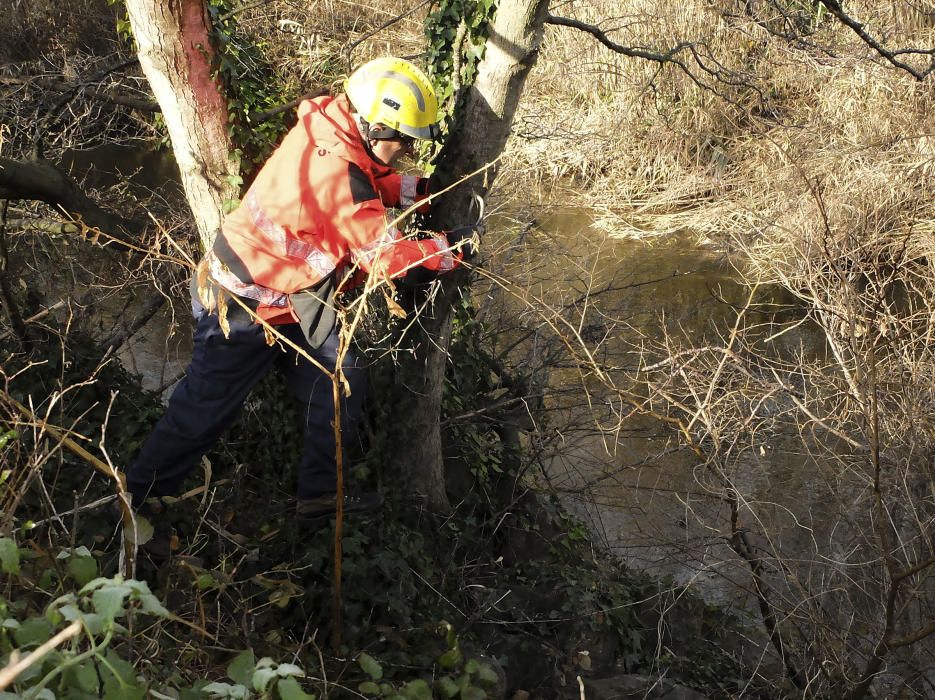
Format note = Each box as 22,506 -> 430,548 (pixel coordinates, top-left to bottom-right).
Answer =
206,94 -> 458,324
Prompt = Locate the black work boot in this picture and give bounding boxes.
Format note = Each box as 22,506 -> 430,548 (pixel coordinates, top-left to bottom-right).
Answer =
296,491 -> 384,522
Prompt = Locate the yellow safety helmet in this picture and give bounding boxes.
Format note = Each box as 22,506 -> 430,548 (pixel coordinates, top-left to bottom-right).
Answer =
345,57 -> 440,140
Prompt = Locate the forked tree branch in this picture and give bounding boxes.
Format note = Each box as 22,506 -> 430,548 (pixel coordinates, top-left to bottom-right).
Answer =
545,14 -> 692,63
818,0 -> 935,80
543,14 -> 765,107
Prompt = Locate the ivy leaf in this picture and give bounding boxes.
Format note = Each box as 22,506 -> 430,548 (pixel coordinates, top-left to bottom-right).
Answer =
358,652 -> 383,680
92,583 -> 132,625
13,617 -> 52,647
123,515 -> 154,546
400,679 -> 432,700
227,649 -> 255,685
275,663 -> 305,678
0,537 -> 20,575
476,664 -> 500,685
203,681 -> 249,699
358,681 -> 381,696
277,676 -> 316,700
101,650 -> 144,699
435,676 -> 460,699
253,667 -> 277,693
461,685 -> 486,700
69,660 -> 100,692
68,550 -> 99,587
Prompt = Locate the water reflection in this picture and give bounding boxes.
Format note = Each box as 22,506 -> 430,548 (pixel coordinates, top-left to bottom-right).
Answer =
483,209 -> 830,612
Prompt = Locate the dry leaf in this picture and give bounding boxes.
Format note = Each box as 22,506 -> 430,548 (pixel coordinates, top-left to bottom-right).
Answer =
383,286 -> 406,319
216,290 -> 230,338
195,259 -> 217,313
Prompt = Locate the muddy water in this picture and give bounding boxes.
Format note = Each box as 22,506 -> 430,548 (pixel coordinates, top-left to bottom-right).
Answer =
62,144 -> 191,396
486,208 -> 831,613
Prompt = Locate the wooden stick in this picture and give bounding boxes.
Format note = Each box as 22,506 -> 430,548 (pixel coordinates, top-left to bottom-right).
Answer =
0,620 -> 82,690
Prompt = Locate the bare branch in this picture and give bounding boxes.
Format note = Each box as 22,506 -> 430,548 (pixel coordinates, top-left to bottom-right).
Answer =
248,89 -> 326,123
0,75 -> 158,113
0,156 -> 140,242
545,14 -> 692,64
818,0 -> 935,80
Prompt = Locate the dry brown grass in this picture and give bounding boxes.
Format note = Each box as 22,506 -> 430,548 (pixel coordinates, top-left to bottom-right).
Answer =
233,0 -> 429,94
498,0 -> 935,254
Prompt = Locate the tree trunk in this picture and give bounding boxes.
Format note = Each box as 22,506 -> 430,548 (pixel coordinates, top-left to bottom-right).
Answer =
124,0 -> 236,250
394,0 -> 551,513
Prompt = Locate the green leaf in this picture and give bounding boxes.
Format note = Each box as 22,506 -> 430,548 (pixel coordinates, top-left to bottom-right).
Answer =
69,660 -> 100,692
476,664 -> 499,685
358,681 -> 381,696
438,646 -> 463,669
227,649 -> 256,685
278,676 -> 316,700
0,538 -> 20,575
275,663 -> 304,678
253,667 -> 277,692
25,690 -> 55,700
197,573 -> 219,590
435,676 -> 460,699
68,551 -> 99,587
203,681 -> 248,698
461,685 -> 486,700
123,515 -> 154,546
0,429 -> 18,450
92,583 -> 132,624
358,652 -> 383,681
57,603 -> 105,637
136,590 -> 170,618
13,617 -> 52,647
400,679 -> 432,700
100,650 -> 144,699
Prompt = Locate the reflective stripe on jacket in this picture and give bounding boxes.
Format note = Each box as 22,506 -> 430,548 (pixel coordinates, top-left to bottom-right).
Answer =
210,94 -> 457,323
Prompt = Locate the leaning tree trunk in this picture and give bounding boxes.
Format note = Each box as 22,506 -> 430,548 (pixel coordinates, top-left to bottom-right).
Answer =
124,0 -> 237,249
393,0 -> 551,514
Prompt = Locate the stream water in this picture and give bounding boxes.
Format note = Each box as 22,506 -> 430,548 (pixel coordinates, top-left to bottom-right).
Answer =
484,206 -> 833,620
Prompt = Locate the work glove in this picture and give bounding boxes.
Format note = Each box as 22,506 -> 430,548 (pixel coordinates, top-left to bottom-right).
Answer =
446,223 -> 484,260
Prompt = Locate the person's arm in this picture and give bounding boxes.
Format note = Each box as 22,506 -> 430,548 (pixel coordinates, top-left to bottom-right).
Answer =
337,163 -> 460,280
374,172 -> 432,214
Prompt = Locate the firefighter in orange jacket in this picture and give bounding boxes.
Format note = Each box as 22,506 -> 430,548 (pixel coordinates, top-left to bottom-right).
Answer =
127,58 -> 477,542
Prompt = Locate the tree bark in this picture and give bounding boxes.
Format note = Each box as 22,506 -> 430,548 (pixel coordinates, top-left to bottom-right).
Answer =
124,0 -> 237,250
394,0 -> 551,513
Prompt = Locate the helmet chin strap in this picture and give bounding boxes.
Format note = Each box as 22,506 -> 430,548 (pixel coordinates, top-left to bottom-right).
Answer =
353,113 -> 381,160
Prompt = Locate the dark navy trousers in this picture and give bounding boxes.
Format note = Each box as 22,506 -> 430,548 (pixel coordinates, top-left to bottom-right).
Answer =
126,299 -> 367,504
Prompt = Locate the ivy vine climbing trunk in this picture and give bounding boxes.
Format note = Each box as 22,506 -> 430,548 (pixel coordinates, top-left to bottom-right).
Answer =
124,0 -> 237,250
394,0 -> 551,514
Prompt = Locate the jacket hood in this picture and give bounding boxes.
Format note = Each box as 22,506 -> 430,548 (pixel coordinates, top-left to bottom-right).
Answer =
298,95 -> 391,175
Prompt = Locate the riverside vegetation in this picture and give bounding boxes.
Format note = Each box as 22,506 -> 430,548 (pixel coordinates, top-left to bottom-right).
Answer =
1,0 -> 934,698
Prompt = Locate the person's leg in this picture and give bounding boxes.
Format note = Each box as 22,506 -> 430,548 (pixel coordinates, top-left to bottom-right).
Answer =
126,306 -> 278,505
277,324 -> 368,500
